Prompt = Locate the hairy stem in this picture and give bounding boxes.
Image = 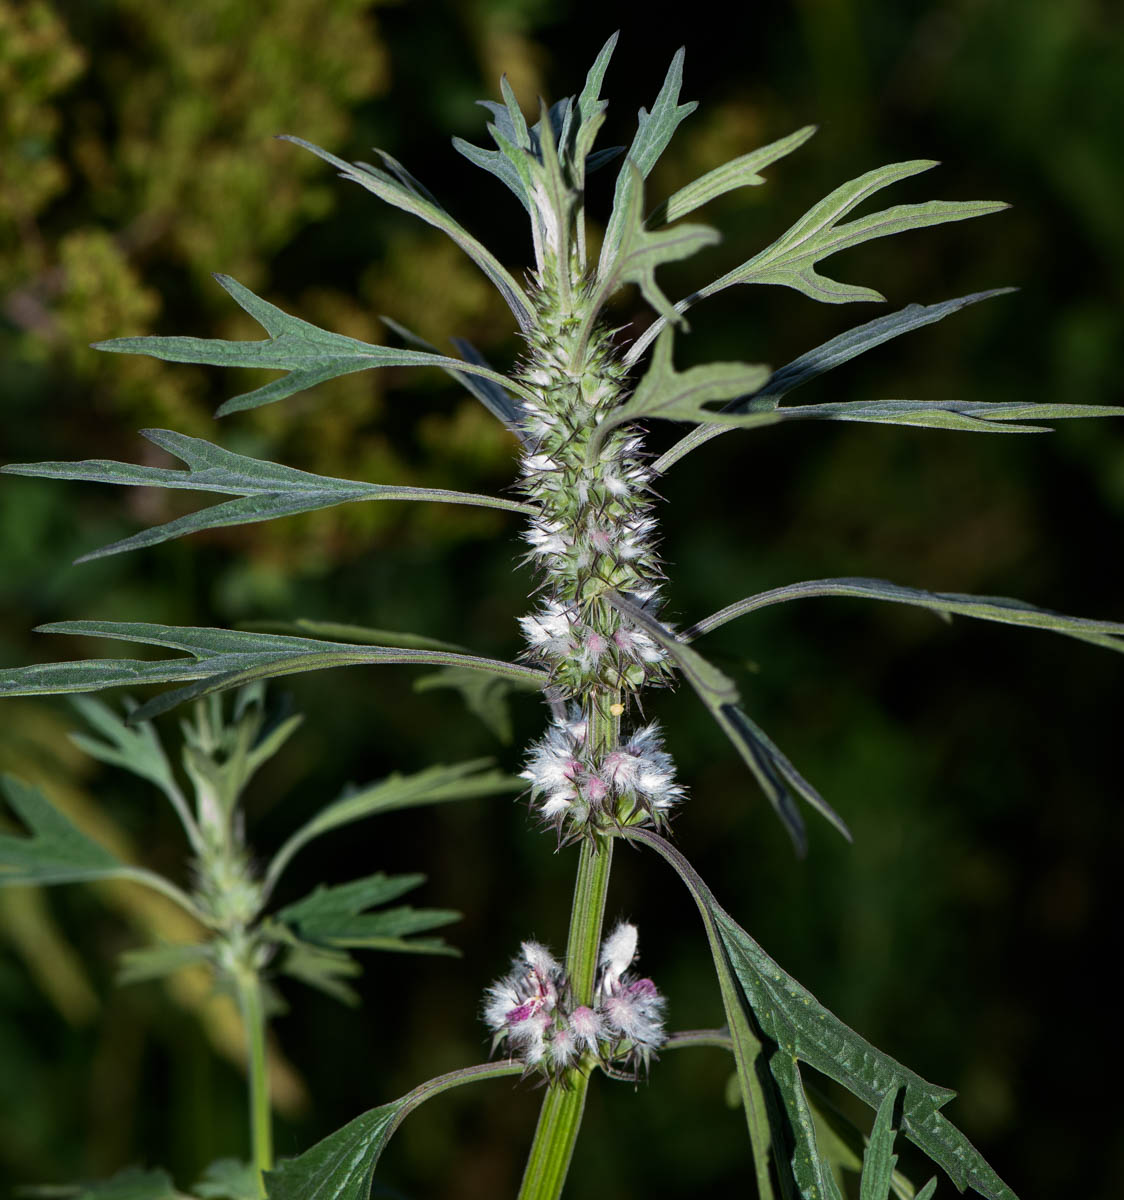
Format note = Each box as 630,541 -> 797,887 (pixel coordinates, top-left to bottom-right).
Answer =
233,967 -> 272,1196
517,836 -> 613,1199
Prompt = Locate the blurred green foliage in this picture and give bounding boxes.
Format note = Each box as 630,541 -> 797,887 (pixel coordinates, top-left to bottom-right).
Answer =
1,1 -> 1122,1197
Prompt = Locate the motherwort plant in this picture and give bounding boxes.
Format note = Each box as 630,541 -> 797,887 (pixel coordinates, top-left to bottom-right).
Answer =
3,33 -> 1122,1200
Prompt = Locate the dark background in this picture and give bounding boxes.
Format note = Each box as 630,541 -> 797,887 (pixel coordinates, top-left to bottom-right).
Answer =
2,1 -> 1122,1196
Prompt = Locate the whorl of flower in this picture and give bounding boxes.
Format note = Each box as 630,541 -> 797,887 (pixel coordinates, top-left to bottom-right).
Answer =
483,923 -> 665,1079
514,285 -> 672,701
520,705 -> 684,836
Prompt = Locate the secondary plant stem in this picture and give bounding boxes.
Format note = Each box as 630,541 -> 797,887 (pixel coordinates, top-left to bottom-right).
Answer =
234,967 -> 272,1196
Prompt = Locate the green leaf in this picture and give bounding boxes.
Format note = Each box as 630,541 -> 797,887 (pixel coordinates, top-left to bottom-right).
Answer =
93,274 -> 531,417
586,162 -> 719,345
193,1159 -> 258,1200
629,830 -> 1018,1200
589,326 -> 770,457
264,1063 -> 523,1200
3,430 -> 531,561
650,125 -> 817,225
117,941 -> 214,986
600,47 -> 698,269
264,760 -> 521,895
272,930 -> 363,1006
0,774 -> 127,887
571,31 -> 618,188
650,289 -> 1016,469
242,619 -> 462,652
684,576 -> 1124,657
26,1166 -> 184,1200
696,160 -> 1007,304
413,664 -> 542,742
68,696 -> 185,807
275,872 -> 460,955
0,621 -> 547,722
770,1050 -> 847,1200
608,594 -> 849,855
809,1084 -> 922,1200
655,395 -> 1124,452
282,136 -> 534,331
861,1086 -> 902,1200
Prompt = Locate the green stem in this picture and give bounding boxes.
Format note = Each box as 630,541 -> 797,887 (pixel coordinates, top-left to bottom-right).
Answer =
519,685 -> 620,1199
234,967 -> 272,1196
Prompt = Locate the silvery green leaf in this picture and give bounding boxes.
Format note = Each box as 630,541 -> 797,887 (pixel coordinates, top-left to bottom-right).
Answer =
629,830 -> 1018,1200
861,1086 -> 903,1200
265,760 -> 521,894
695,160 -> 1007,305
0,774 -> 127,887
651,289 -> 1016,468
571,31 -> 618,188
600,47 -> 697,271
452,132 -> 529,210
587,162 -> 719,343
3,429 -> 532,561
276,872 -> 459,955
684,576 -> 1124,656
0,621 -> 548,722
116,941 -> 213,986
93,275 -> 531,416
650,125 -> 817,226
377,316 -> 525,439
654,396 -> 1124,454
264,1063 -> 522,1200
608,594 -> 849,854
590,326 -> 769,455
281,136 -> 535,330
193,1159 -> 258,1200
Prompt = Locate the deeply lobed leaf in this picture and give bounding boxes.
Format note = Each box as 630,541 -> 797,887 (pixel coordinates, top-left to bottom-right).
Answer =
0,621 -> 547,722
94,274 -> 531,416
3,428 -> 530,561
0,774 -> 127,887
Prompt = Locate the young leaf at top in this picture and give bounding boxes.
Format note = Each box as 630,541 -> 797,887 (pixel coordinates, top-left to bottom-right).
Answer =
630,829 -> 1017,1200
695,159 -> 1007,305
684,576 -> 1124,657
264,1063 -> 523,1200
281,135 -> 535,331
94,274 -> 532,417
275,872 -> 460,956
3,429 -> 531,562
648,124 -> 817,226
600,47 -> 698,273
608,593 -> 849,854
0,774 -> 127,887
0,621 -> 547,722
580,162 -> 719,355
